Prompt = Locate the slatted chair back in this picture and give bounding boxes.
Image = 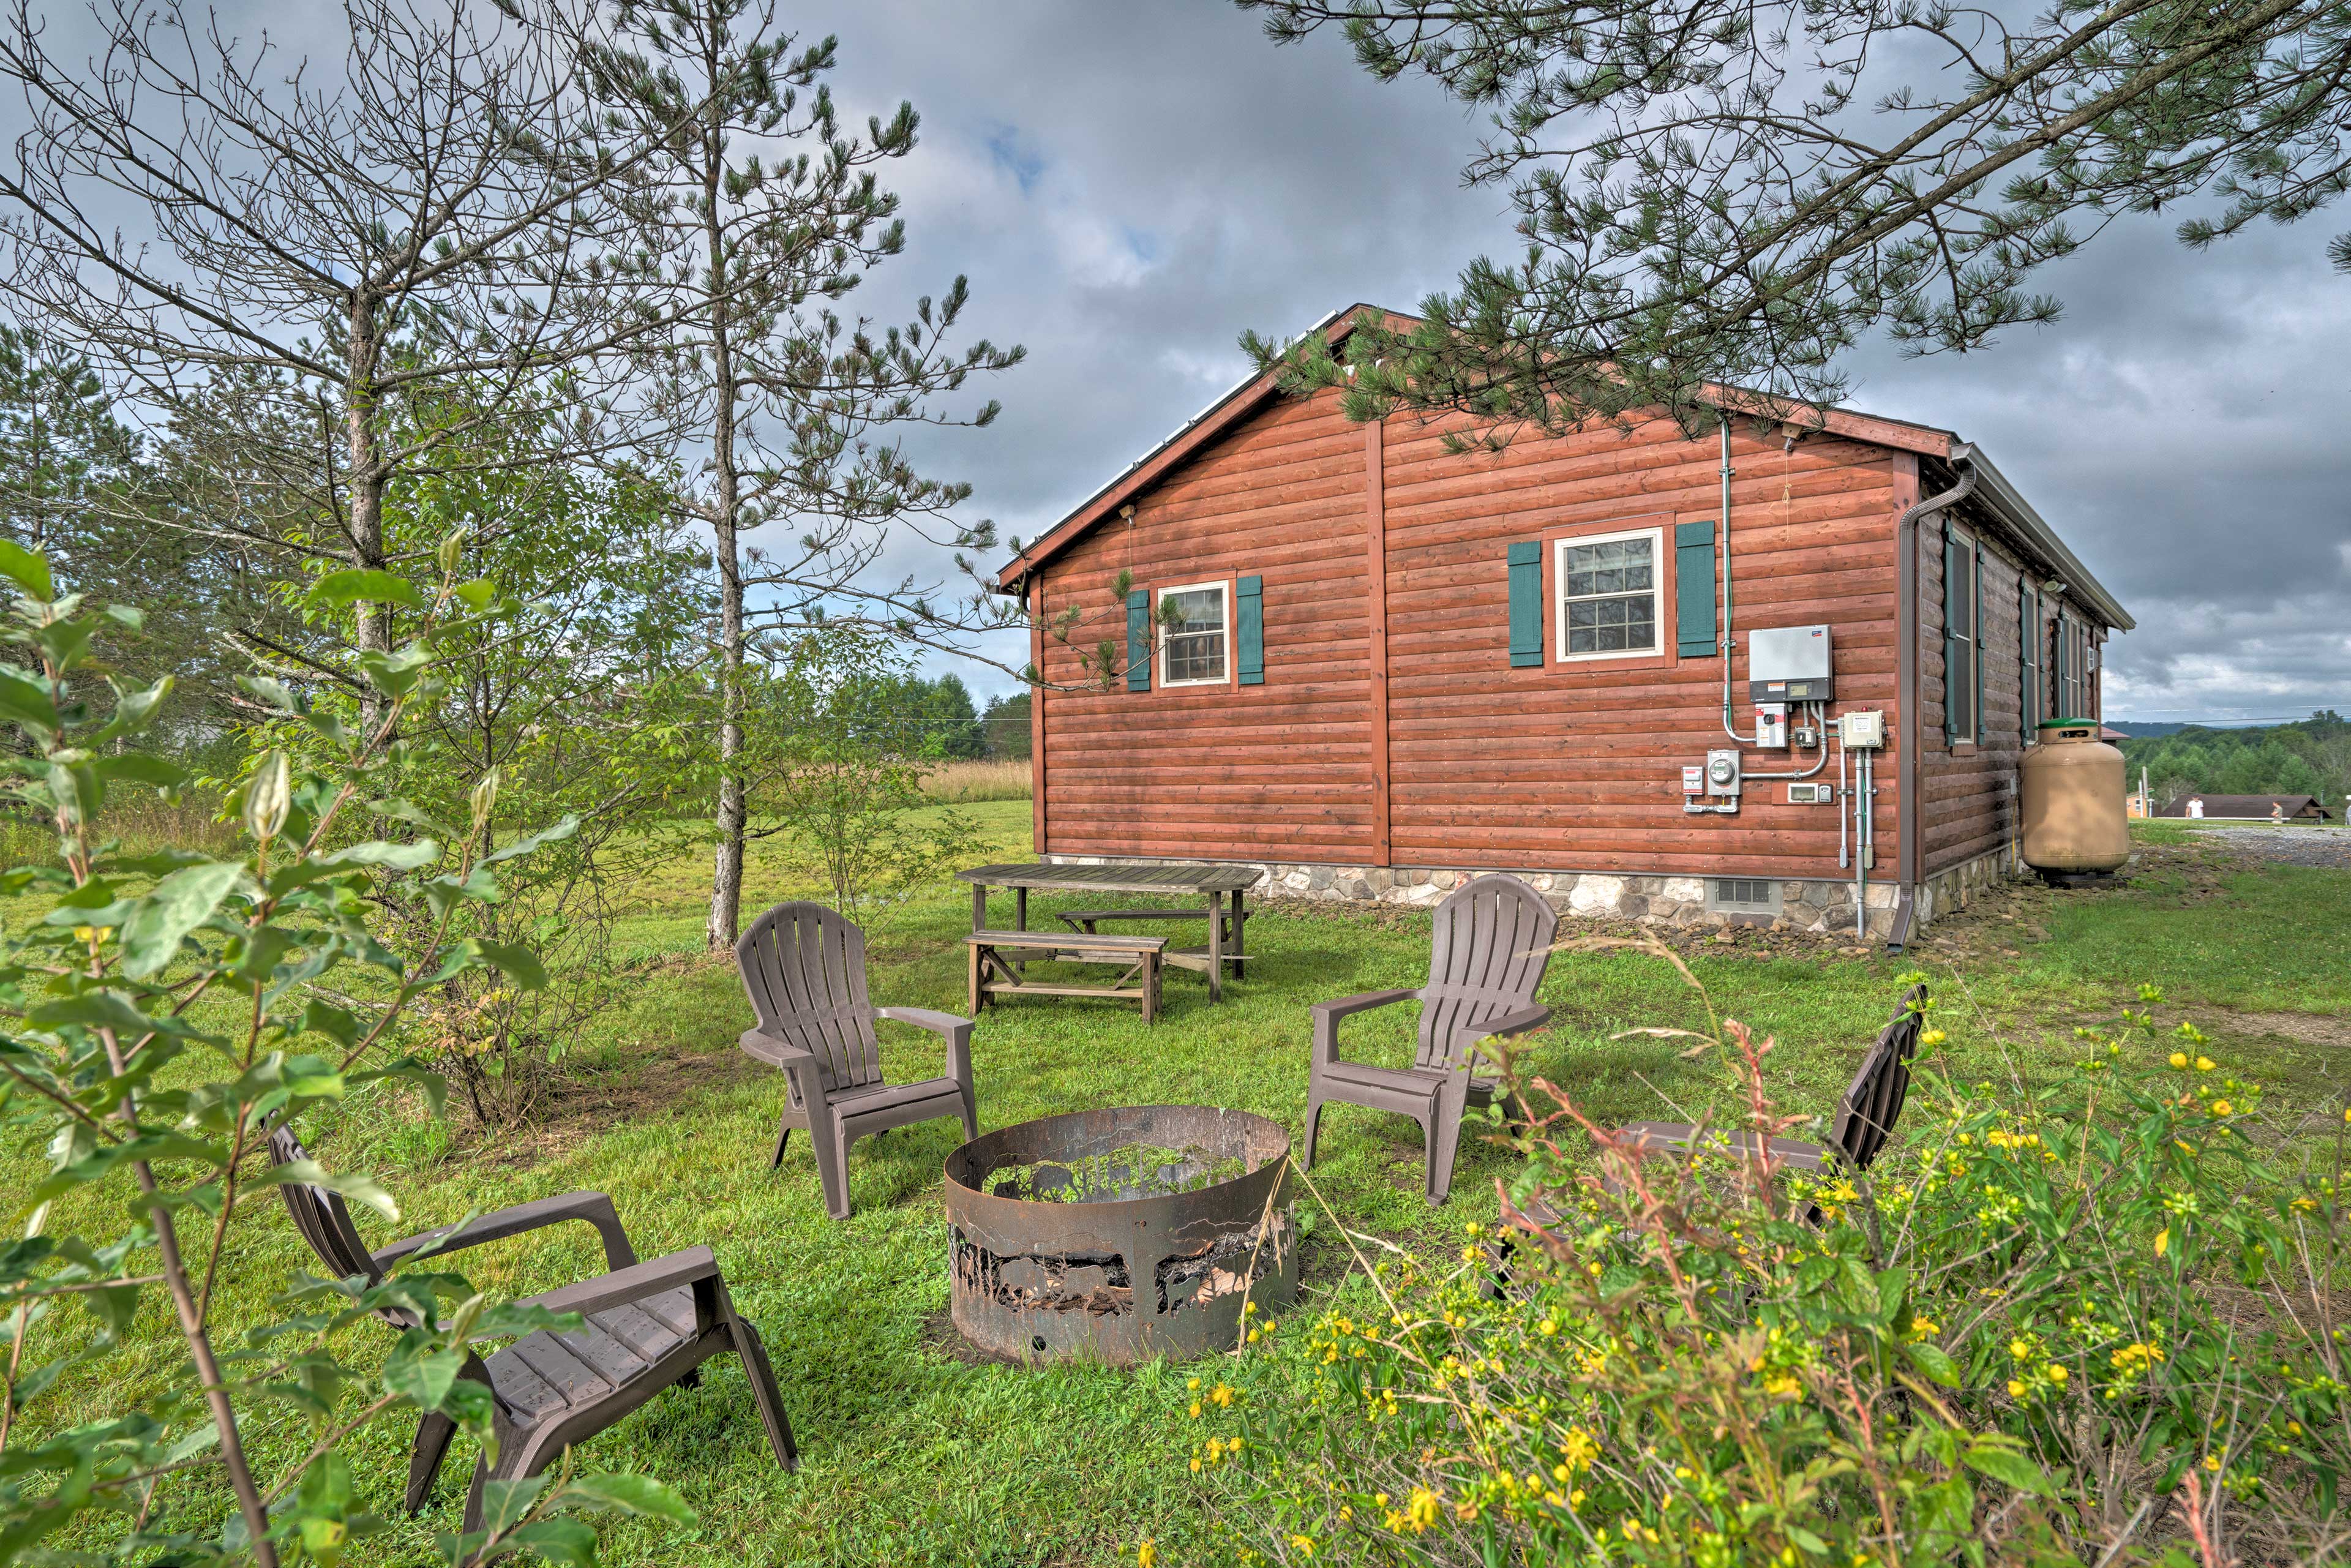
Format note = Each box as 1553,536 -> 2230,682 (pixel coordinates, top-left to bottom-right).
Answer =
1414,874 -> 1560,1070
1826,983 -> 1930,1171
268,1125 -> 420,1327
736,902 -> 882,1099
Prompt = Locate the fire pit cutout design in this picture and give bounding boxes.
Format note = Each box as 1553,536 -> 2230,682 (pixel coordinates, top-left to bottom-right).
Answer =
944,1105 -> 1297,1364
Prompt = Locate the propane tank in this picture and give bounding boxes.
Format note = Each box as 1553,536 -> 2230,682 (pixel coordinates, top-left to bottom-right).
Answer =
2020,719 -> 2129,876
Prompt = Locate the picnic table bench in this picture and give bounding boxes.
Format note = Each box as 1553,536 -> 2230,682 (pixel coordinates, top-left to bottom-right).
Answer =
1055,906 -> 1248,979
954,861 -> 1264,1005
966,929 -> 1168,1024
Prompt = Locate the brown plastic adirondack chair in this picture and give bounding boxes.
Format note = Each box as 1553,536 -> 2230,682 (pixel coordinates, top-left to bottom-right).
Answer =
1482,983 -> 1933,1297
1303,873 -> 1559,1204
736,901 -> 980,1221
266,1127 -> 796,1533
1611,982 -> 1929,1177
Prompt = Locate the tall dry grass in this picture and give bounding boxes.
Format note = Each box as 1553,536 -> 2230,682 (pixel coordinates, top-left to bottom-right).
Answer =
0,791 -> 239,868
921,758 -> 1033,803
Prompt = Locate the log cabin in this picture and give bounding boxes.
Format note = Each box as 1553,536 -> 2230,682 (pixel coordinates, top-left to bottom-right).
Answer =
991,306 -> 2132,941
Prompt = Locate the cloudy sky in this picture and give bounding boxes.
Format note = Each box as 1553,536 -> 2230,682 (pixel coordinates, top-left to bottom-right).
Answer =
771,0 -> 2349,724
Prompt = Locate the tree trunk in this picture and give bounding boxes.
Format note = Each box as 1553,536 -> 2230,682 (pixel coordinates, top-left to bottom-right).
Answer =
702,115 -> 746,951
345,292 -> 391,733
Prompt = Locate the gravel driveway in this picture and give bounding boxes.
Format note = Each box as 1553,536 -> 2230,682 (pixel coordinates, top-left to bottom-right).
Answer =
2197,825 -> 2351,869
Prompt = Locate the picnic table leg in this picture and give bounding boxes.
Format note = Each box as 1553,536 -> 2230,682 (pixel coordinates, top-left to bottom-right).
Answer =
968,940 -> 984,1016
1015,886 -> 1027,932
1230,890 -> 1246,980
1206,890 -> 1224,1003
970,882 -> 986,933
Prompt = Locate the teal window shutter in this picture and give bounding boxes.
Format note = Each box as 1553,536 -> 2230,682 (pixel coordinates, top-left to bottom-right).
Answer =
1941,522 -> 1967,742
1973,539 -> 1985,745
1126,589 -> 1150,692
1674,520 -> 1718,656
1236,575 -> 1264,686
1507,541 -> 1542,667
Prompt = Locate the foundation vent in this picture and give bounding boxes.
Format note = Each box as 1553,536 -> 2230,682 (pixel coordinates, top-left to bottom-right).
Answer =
1706,877 -> 1783,916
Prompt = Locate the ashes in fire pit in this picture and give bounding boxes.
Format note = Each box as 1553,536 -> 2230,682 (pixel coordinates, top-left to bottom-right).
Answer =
943,1105 -> 1297,1364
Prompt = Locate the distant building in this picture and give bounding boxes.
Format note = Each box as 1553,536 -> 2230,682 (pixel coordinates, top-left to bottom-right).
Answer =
2158,793 -> 2329,822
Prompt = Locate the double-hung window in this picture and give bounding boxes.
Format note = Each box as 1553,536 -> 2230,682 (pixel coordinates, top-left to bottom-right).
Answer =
2019,584 -> 2041,743
1943,526 -> 1977,743
1157,580 -> 1229,686
1554,527 -> 1662,659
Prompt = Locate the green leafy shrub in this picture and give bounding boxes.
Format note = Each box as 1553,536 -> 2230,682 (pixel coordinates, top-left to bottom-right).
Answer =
1201,955 -> 2348,1567
0,542 -> 686,1566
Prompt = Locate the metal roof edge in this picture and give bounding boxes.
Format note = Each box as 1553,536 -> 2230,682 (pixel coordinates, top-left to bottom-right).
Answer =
1949,441 -> 2134,631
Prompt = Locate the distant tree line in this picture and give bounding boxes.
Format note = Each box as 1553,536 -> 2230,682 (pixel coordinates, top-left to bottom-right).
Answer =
2118,713 -> 2350,812
827,671 -> 1026,760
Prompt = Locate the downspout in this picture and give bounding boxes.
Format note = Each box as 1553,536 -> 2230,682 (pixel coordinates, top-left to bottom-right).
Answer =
1892,456 -> 1979,945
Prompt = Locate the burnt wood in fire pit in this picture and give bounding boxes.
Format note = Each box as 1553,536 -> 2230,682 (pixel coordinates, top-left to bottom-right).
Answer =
943,1105 -> 1297,1364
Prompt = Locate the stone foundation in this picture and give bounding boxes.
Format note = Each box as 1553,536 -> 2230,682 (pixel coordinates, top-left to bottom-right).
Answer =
1043,842 -> 2022,941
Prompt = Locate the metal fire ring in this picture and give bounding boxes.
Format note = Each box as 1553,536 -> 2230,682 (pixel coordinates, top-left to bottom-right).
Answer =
943,1104 -> 1299,1365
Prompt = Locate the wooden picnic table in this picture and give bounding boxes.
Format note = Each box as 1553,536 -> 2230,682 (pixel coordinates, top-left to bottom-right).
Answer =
954,861 -> 1265,1003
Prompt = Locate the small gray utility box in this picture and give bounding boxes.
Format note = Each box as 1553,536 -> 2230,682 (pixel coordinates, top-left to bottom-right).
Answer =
1747,624 -> 1834,703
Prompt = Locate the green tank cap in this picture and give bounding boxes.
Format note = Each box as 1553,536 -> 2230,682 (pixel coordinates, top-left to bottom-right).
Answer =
2037,717 -> 2097,730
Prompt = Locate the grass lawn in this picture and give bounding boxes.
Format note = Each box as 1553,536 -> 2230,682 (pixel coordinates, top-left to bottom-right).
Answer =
20,811 -> 2351,1565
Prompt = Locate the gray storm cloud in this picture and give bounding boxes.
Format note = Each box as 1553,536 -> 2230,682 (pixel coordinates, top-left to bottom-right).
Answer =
789,1 -> 2348,722
28,0 -> 2338,719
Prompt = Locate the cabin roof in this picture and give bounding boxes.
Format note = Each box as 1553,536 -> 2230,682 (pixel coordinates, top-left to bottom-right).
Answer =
991,303 -> 2132,632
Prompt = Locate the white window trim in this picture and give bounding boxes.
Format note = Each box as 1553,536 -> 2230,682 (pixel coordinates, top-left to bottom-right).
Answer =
1948,525 -> 1978,744
2021,588 -> 2041,745
1155,578 -> 1231,688
1552,526 -> 1665,663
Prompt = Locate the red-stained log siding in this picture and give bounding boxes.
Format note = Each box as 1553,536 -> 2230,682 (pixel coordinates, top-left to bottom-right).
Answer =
1033,391 -> 1382,863
1033,388 -> 1923,882
1378,414 -> 1906,878
1914,497 -> 2075,876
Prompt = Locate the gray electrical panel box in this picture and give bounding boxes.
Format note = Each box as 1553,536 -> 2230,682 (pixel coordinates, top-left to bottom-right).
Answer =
1748,624 -> 1834,702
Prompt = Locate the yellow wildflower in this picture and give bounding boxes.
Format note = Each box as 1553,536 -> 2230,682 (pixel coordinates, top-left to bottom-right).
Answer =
2170,1052 -> 2189,1070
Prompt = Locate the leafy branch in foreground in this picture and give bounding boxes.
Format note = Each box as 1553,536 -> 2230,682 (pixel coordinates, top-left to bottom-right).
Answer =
0,540 -> 686,1567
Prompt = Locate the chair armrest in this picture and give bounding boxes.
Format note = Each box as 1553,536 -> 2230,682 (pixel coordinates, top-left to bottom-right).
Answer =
877,1006 -> 976,1084
518,1245 -> 721,1321
739,1027 -> 830,1100
1310,988 -> 1419,1067
374,1190 -> 639,1274
876,1005 -> 973,1036
1451,1003 -> 1553,1065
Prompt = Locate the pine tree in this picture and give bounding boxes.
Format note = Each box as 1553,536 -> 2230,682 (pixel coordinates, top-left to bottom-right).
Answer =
1242,1 -> 2351,438
585,0 -> 1022,948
